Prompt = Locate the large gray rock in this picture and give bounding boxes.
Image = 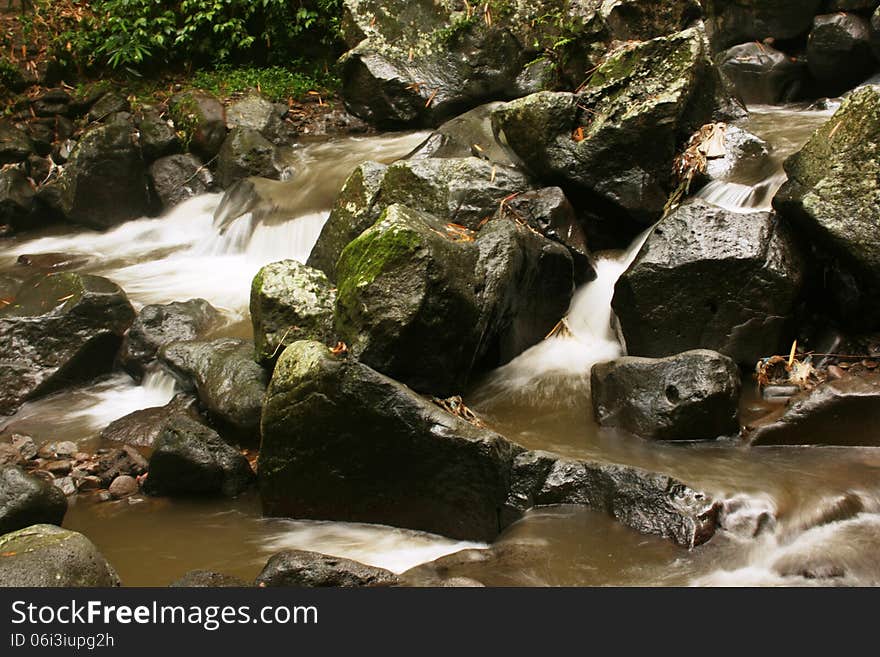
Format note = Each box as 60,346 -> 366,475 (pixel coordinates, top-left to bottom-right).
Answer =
100,394 -> 202,448
259,340 -> 521,542
702,0 -> 823,50
493,26 -> 733,228
0,167 -> 37,231
807,13 -> 876,97
225,94 -> 288,143
0,524 -> 120,587
0,121 -> 34,165
505,451 -> 719,548
144,415 -> 254,497
136,109 -> 180,162
149,154 -> 214,211
308,157 -> 531,282
158,338 -> 268,439
334,204 -> 572,395
0,466 -> 67,534
250,260 -> 336,366
169,91 -> 227,159
255,550 -> 400,587
0,273 -> 136,416
43,121 -> 151,229
591,350 -> 741,441
216,127 -> 279,188
749,374 -> 880,446
120,298 -> 222,379
612,200 -> 804,365
716,42 -> 808,104
774,86 -> 880,328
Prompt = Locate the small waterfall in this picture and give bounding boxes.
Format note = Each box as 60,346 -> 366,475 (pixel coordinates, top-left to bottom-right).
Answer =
472,228 -> 651,410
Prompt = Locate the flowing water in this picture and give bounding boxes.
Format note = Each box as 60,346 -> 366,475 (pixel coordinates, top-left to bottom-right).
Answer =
2,106 -> 878,587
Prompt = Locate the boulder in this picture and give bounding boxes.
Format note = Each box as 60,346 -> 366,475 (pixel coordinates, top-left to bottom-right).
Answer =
334,204 -> 572,395
255,550 -> 400,587
748,374 -> 880,446
137,109 -> 180,162
87,92 -> 129,122
702,0 -> 823,50
226,95 -> 288,143
42,120 -> 151,229
158,338 -> 268,439
309,157 -> 531,281
0,121 -> 34,165
145,415 -> 254,497
306,162 -> 387,281
216,127 -> 279,188
31,88 -> 71,117
505,451 -> 719,548
773,86 -> 880,328
493,26 -> 733,228
149,154 -> 213,211
250,260 -> 336,366
259,340 -> 521,542
0,524 -> 120,587
612,200 -> 804,365
0,166 -> 37,231
170,570 -> 249,587
100,393 -> 203,448
716,42 -> 808,104
0,466 -> 67,534
120,298 -> 222,379
169,91 -> 227,159
807,13 -> 876,97
590,350 -> 741,441
0,273 -> 136,416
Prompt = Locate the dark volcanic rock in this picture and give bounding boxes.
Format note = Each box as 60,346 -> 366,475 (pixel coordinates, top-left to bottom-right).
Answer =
259,340 -> 521,542
225,95 -> 287,143
591,350 -> 741,441
250,260 -> 336,366
216,127 -> 279,188
43,121 -> 151,229
493,26 -> 733,228
120,298 -> 222,379
149,154 -> 213,211
169,91 -> 227,159
702,0 -> 823,50
0,466 -> 67,534
0,122 -> 34,165
505,451 -> 719,548
0,167 -> 37,231
0,273 -> 136,416
145,415 -> 254,498
94,446 -> 149,488
749,374 -> 880,446
334,204 -> 572,395
716,42 -> 808,105
255,550 -> 400,587
807,13 -> 876,97
137,109 -> 180,162
0,524 -> 120,587
158,339 -> 268,439
773,86 -> 880,328
100,394 -> 202,448
612,200 -> 804,365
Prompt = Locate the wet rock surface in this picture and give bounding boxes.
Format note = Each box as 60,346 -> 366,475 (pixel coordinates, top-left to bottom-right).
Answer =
716,42 -> 808,104
749,374 -> 880,446
250,260 -> 337,366
0,273 -> 136,416
120,298 -> 222,379
100,394 -> 203,448
149,154 -> 214,211
255,549 -> 400,587
591,350 -> 741,441
145,415 -> 255,498
170,570 -> 250,587
612,200 -> 804,365
0,524 -> 121,587
0,465 -> 67,534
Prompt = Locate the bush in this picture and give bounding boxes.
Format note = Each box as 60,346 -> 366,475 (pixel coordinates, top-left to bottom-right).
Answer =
81,0 -> 343,70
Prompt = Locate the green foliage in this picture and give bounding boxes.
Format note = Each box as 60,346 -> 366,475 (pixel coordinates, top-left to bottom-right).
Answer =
191,63 -> 340,102
80,0 -> 344,70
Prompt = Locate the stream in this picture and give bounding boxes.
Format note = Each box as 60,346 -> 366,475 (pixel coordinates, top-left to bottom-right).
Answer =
3,104 -> 879,587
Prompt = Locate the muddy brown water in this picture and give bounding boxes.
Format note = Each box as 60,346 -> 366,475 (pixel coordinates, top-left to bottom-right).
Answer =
3,106 -> 880,587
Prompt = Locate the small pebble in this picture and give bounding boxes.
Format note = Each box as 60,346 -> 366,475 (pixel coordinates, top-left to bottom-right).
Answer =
54,476 -> 77,496
46,459 -> 72,476
11,434 -> 37,460
55,441 -> 78,457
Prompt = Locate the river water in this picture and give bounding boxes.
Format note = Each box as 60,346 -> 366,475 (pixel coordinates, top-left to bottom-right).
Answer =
3,105 -> 879,587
